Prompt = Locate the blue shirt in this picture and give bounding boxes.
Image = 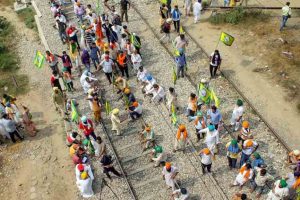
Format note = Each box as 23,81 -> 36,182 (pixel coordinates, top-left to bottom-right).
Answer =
251,158 -> 264,168
207,109 -> 222,125
175,54 -> 186,67
90,47 -> 100,59
171,9 -> 181,21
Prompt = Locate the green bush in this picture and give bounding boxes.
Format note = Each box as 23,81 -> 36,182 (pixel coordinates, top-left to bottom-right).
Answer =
16,7 -> 37,30
209,6 -> 270,25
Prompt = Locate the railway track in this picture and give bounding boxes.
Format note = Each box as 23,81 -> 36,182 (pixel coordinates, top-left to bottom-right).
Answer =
42,0 -> 291,199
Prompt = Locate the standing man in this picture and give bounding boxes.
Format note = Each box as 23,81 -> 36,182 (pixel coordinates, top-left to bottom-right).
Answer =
280,2 -> 291,31
207,105 -> 222,130
174,34 -> 188,52
52,87 -> 66,118
2,114 -> 24,143
230,99 -> 244,131
162,162 -> 179,191
46,50 -> 59,73
171,5 -> 181,33
100,55 -> 114,84
175,48 -> 186,78
90,43 -> 101,71
193,0 -> 202,24
120,0 -> 130,23
78,116 -> 97,140
209,50 -> 222,78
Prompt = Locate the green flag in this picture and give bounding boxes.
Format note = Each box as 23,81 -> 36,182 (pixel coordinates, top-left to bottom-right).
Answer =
71,100 -> 79,123
171,112 -> 179,126
220,32 -> 235,46
105,101 -> 111,116
172,66 -> 177,85
130,34 -> 141,48
33,51 -> 45,69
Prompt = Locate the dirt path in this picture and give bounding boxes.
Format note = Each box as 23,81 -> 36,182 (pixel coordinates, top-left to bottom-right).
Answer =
0,6 -> 77,200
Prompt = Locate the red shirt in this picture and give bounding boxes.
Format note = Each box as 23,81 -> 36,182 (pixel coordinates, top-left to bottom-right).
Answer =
79,119 -> 94,136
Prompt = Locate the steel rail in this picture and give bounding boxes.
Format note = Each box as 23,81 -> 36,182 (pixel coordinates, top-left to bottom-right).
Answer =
205,6 -> 300,10
130,3 -> 230,199
99,94 -> 138,200
155,103 -> 229,200
182,26 -> 291,153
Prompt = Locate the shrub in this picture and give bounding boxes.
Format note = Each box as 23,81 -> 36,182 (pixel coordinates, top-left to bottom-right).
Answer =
16,7 -> 37,30
209,6 -> 270,25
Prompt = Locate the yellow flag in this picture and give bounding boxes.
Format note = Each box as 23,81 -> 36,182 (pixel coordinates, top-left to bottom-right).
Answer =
210,89 -> 220,108
179,26 -> 185,35
220,32 -> 235,46
172,66 -> 177,85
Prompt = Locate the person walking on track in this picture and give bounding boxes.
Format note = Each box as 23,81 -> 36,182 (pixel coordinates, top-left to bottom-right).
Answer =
120,0 -> 130,22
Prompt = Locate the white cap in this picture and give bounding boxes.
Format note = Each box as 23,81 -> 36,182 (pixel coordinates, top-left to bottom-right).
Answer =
294,150 -> 300,156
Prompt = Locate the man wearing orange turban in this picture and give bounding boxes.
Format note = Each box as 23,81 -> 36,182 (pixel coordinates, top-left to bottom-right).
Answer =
162,162 -> 179,191
173,124 -> 188,152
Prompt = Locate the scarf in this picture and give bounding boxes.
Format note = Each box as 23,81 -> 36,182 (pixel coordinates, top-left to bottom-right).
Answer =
176,129 -> 187,140
228,144 -> 240,153
240,165 -> 251,179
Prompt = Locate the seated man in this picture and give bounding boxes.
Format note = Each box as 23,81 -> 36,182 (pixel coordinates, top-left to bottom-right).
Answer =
146,83 -> 165,103
140,125 -> 155,150
150,145 -> 167,167
128,101 -> 142,120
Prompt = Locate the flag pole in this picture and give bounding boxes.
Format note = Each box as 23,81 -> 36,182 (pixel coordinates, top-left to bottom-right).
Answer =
215,32 -> 221,50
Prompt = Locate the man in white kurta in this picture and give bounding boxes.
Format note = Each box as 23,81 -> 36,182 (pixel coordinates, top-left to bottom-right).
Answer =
193,0 -> 202,23
162,163 -> 179,191
267,179 -> 289,200
131,50 -> 142,71
198,125 -> 220,154
75,163 -> 94,181
230,99 -> 244,131
76,172 -> 94,198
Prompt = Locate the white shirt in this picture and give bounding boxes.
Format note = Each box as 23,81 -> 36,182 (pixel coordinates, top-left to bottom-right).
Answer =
242,140 -> 258,155
173,189 -> 189,200
85,13 -> 97,25
267,180 -> 289,200
232,105 -> 244,119
83,80 -> 92,94
131,53 -> 142,65
100,59 -> 114,73
148,86 -> 165,100
200,153 -> 212,165
193,2 -> 202,15
137,69 -> 148,81
75,164 -> 94,182
56,14 -> 67,24
198,128 -> 220,148
162,166 -> 178,187
134,104 -> 143,114
282,5 -> 291,16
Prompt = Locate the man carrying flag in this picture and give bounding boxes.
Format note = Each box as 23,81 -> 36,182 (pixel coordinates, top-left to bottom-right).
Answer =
130,33 -> 141,54
209,50 -> 222,78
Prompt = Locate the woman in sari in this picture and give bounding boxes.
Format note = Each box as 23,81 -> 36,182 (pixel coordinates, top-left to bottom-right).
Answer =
22,105 -> 37,137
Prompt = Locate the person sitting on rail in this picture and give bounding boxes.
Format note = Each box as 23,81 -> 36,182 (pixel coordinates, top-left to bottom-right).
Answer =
231,163 -> 253,189
240,139 -> 259,167
172,188 -> 189,200
128,101 -> 142,120
76,169 -> 94,198
287,149 -> 300,168
142,74 -> 156,94
115,76 -> 129,93
140,125 -> 155,151
150,145 -> 168,167
123,88 -> 136,105
145,83 -> 166,103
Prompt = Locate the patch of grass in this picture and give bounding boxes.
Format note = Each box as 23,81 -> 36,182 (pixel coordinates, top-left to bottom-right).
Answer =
0,16 -> 19,71
209,7 -> 270,25
0,74 -> 29,96
0,17 -> 29,96
16,7 -> 37,30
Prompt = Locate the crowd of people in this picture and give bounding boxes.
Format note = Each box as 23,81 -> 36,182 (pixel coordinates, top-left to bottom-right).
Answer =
0,0 -> 298,199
